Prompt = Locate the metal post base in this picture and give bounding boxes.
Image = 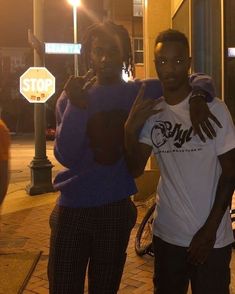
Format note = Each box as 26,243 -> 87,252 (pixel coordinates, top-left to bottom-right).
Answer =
26,159 -> 55,196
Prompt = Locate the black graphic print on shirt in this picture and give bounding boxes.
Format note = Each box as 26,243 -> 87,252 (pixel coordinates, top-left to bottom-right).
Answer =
151,120 -> 193,149
87,109 -> 128,165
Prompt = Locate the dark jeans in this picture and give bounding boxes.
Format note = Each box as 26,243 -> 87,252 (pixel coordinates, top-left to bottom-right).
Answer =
48,197 -> 137,294
153,235 -> 232,294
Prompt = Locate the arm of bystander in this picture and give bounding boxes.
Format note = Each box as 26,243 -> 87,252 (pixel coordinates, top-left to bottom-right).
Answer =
0,120 -> 10,206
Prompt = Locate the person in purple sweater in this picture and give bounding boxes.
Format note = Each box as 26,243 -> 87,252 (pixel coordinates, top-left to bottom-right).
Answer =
48,21 -> 219,294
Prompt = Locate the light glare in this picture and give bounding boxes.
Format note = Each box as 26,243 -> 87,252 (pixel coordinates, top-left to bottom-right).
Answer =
67,0 -> 81,7
122,70 -> 133,82
228,48 -> 235,57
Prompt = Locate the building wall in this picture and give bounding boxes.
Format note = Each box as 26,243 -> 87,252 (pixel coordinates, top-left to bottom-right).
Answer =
143,0 -> 171,78
133,18 -> 143,36
171,0 -> 185,16
104,0 -> 145,79
109,0 -> 133,21
105,0 -> 133,37
171,0 -> 224,100
132,17 -> 145,79
0,47 -> 33,132
0,47 -> 30,74
172,0 -> 190,43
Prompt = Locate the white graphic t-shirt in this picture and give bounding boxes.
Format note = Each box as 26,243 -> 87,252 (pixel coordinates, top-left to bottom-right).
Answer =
139,95 -> 235,248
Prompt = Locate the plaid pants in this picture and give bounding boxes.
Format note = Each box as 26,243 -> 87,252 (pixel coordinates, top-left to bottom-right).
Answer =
48,197 -> 137,294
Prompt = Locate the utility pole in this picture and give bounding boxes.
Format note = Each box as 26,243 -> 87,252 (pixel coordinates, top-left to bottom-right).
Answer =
26,0 -> 54,195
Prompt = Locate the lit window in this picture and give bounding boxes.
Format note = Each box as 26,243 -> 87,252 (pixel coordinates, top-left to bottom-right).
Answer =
133,0 -> 143,17
133,38 -> 144,64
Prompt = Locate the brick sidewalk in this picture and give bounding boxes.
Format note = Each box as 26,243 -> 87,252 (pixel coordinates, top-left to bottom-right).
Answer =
0,198 -> 155,294
1,195 -> 235,294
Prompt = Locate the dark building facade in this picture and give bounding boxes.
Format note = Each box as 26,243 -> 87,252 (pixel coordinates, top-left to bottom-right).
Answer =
172,0 -> 235,122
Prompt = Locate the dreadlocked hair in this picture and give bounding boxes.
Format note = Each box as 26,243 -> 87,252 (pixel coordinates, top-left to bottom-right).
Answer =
81,21 -> 134,77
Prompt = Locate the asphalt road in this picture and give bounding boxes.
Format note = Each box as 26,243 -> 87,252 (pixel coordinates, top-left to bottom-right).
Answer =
10,133 -> 62,184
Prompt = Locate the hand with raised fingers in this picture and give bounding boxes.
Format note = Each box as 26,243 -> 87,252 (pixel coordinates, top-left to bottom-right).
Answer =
125,83 -> 163,134
189,95 -> 222,142
64,69 -> 96,109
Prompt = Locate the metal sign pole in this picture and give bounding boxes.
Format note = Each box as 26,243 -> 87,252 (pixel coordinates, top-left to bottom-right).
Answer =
26,0 -> 54,195
73,5 -> 79,77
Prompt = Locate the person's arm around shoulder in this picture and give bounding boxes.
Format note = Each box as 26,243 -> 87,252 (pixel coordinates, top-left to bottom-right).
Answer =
189,73 -> 222,142
189,73 -> 216,101
124,83 -> 162,177
140,74 -> 221,142
0,121 -> 10,206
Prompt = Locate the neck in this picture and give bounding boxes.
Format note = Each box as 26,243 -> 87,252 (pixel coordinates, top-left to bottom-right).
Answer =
163,83 -> 192,105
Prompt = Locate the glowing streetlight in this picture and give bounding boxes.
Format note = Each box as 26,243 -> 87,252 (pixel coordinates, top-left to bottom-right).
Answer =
67,0 -> 81,6
67,0 -> 81,77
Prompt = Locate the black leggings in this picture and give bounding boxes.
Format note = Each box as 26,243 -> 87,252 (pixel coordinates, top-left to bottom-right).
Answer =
48,198 -> 137,294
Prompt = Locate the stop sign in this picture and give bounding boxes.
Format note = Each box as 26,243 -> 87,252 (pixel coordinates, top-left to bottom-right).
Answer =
20,67 -> 55,103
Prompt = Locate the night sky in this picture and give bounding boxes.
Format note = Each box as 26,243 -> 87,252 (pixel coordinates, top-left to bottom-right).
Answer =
0,0 -> 103,47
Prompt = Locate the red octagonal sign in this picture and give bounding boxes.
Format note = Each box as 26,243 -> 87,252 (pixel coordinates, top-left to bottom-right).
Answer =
20,67 -> 55,103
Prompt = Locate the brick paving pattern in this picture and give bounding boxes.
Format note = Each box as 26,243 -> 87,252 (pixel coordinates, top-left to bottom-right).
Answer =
1,199 -> 235,294
0,200 -> 155,294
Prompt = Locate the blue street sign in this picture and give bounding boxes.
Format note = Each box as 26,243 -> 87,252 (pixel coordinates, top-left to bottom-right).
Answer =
45,43 -> 81,55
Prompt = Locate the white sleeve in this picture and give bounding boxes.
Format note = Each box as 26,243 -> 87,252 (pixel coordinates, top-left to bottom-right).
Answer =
138,118 -> 153,146
212,99 -> 235,155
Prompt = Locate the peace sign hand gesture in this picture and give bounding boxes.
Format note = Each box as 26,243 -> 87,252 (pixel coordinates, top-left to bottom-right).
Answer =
125,83 -> 163,135
64,70 -> 96,109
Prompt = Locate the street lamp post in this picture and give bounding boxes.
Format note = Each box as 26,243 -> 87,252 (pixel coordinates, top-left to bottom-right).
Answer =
26,0 -> 54,195
67,0 -> 81,77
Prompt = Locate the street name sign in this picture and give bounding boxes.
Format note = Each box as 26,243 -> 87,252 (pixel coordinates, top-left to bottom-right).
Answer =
20,67 -> 55,103
45,43 -> 81,54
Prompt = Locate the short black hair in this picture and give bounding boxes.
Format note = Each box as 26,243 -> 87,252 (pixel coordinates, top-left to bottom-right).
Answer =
155,29 -> 189,52
81,21 -> 134,76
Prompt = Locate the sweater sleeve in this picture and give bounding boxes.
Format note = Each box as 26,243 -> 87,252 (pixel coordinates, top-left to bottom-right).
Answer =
54,91 -> 88,169
189,73 -> 216,102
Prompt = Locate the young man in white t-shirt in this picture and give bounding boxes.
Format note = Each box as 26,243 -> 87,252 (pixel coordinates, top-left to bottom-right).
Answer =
125,29 -> 235,293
